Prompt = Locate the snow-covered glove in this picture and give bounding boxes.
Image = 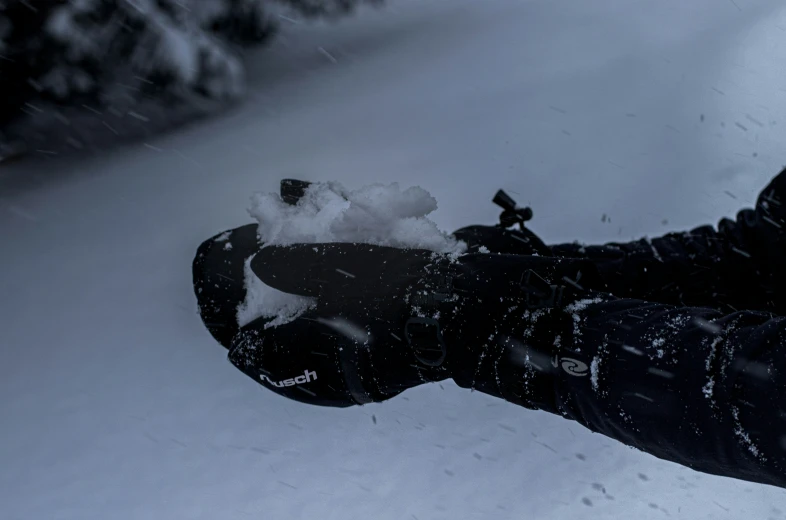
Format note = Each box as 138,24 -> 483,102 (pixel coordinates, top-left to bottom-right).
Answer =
228,243 -> 603,407
228,245 -> 451,407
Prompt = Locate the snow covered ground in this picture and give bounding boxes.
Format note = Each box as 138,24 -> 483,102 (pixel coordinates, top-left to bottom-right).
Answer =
3,0 -> 786,518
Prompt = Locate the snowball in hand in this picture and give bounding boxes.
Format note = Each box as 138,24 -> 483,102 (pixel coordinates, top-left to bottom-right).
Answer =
250,182 -> 465,252
237,181 -> 466,328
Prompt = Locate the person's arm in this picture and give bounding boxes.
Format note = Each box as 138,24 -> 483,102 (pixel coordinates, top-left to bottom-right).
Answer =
547,168 -> 786,311
217,234 -> 786,488
451,293 -> 786,489
548,216 -> 774,311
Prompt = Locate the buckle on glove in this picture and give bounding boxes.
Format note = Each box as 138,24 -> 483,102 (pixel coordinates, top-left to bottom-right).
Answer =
405,317 -> 447,367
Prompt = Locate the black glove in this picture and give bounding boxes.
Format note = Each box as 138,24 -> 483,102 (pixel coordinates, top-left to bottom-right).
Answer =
228,243 -> 602,408
193,223 -> 260,348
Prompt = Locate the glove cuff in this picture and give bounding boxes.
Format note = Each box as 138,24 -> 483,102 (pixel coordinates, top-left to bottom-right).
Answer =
411,253 -> 605,409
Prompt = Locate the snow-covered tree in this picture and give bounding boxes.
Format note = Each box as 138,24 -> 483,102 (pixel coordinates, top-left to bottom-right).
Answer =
0,0 -> 379,158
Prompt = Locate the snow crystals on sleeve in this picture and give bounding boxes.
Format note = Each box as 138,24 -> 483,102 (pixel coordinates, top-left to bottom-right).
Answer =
732,406 -> 765,461
564,297 -> 605,313
563,297 -> 604,346
701,323 -> 730,412
651,337 -> 665,358
520,308 -> 548,339
639,313 -> 693,362
589,339 -> 610,396
590,355 -> 601,391
701,378 -> 715,401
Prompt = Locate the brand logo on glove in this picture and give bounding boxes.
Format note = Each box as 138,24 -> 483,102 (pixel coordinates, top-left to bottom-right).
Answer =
551,355 -> 589,377
260,370 -> 318,387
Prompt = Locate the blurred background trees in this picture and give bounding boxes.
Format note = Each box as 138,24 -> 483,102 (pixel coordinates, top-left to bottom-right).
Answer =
0,0 -> 379,159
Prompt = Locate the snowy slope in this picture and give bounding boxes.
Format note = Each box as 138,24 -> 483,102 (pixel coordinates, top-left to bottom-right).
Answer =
3,0 -> 786,519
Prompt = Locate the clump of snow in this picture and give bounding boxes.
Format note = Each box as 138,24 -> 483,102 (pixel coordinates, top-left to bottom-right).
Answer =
249,181 -> 465,253
238,181 -> 467,327
237,257 -> 316,328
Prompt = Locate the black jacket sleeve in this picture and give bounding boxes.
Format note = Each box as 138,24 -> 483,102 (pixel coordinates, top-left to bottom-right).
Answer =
477,296 -> 786,489
455,168 -> 786,488
549,168 -> 786,314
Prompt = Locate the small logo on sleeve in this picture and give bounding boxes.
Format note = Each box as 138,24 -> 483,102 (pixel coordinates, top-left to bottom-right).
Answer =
552,355 -> 589,376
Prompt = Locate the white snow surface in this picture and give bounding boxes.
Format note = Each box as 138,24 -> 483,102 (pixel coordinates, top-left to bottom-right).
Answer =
239,181 -> 464,326
4,0 -> 786,519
